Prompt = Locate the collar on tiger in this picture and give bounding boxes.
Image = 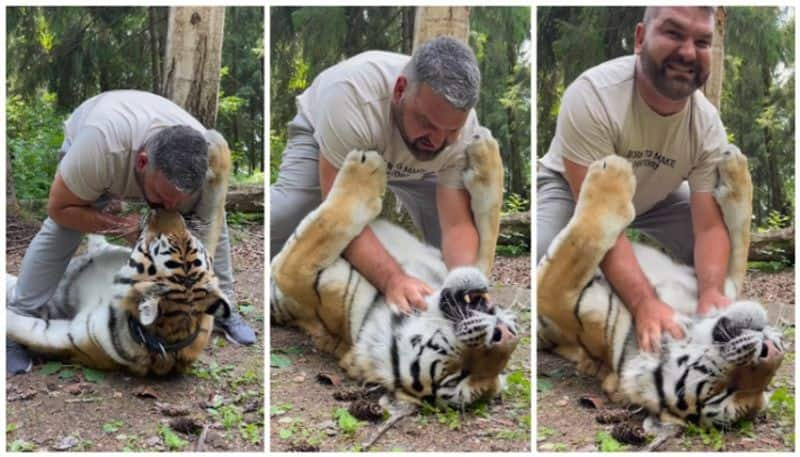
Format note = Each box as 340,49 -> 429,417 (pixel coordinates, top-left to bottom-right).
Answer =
127,314 -> 202,358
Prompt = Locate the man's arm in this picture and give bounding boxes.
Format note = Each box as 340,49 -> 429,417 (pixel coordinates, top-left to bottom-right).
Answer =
437,186 -> 479,269
319,154 -> 432,313
48,172 -> 140,242
691,192 -> 732,315
563,158 -> 684,352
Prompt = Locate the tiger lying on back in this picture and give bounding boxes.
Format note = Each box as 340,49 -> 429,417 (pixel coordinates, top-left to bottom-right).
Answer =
6,210 -> 232,376
537,147 -> 784,428
271,129 -> 520,408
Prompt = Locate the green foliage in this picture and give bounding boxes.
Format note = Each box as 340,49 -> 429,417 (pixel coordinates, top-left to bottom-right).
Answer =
536,377 -> 554,392
157,424 -> 188,451
684,422 -> 724,450
765,209 -> 791,229
189,361 -> 234,381
768,386 -> 795,425
496,244 -> 527,257
227,211 -> 264,227
9,439 -> 35,452
270,353 -> 292,369
503,192 -> 530,214
333,408 -> 363,434
595,430 -> 624,452
102,420 -> 124,434
40,361 -> 63,375
82,367 -> 106,383
7,91 -> 64,200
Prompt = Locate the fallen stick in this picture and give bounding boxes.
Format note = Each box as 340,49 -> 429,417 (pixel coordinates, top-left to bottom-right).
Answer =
194,424 -> 210,452
362,406 -> 416,451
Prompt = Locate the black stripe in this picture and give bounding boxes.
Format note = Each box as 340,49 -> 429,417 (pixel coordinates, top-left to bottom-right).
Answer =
68,332 -> 93,361
313,271 -> 323,303
108,307 -> 135,363
573,278 -> 596,330
114,276 -> 136,285
390,314 -> 402,390
603,291 -> 613,344
616,326 -> 633,374
654,364 -> 667,411
675,366 -> 690,410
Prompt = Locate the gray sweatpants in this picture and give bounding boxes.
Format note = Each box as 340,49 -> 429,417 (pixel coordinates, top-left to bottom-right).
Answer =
536,166 -> 694,264
9,145 -> 236,316
270,113 -> 441,258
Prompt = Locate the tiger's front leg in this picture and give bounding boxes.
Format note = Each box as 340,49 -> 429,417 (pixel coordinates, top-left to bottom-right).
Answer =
271,150 -> 386,348
462,127 -> 504,277
713,144 -> 752,297
537,156 -> 636,342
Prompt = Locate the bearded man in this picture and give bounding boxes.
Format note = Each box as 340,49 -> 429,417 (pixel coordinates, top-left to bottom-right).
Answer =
271,36 -> 486,314
537,7 -> 732,352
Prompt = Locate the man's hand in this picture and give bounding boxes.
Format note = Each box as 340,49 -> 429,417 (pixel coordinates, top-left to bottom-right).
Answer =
97,212 -> 140,244
632,296 -> 685,353
384,271 -> 433,315
697,288 -> 732,316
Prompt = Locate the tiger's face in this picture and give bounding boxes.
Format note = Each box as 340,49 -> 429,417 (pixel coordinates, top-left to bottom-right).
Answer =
121,210 -> 231,344
623,301 -> 783,427
427,267 -> 519,406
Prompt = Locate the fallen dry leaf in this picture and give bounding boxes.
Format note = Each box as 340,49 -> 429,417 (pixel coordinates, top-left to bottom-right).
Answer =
133,386 -> 160,400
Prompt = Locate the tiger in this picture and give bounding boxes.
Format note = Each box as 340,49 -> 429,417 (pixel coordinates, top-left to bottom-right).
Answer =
537,147 -> 784,429
270,128 -> 520,408
5,131 -> 234,376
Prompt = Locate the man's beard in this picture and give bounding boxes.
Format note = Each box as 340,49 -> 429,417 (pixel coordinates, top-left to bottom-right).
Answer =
391,103 -> 447,162
640,44 -> 709,101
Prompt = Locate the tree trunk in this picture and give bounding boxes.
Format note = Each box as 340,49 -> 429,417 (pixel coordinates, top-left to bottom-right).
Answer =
148,7 -> 163,94
412,6 -> 470,51
163,7 -> 225,128
402,7 -> 415,54
225,186 -> 264,213
749,227 -> 794,261
499,211 -> 531,247
7,149 -> 18,211
702,6 -> 725,109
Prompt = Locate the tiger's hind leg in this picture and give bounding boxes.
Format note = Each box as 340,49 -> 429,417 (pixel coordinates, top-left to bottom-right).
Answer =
271,150 -> 386,342
462,127 -> 504,277
536,156 -> 635,345
713,144 -> 752,297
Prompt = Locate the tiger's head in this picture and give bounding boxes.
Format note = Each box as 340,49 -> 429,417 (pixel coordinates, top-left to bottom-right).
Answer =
426,267 -> 519,407
622,301 -> 783,428
117,210 -> 232,348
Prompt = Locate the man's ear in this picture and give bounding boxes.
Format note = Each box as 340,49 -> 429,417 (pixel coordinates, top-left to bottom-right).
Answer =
392,76 -> 407,103
634,22 -> 646,54
205,287 -> 232,319
135,150 -> 149,171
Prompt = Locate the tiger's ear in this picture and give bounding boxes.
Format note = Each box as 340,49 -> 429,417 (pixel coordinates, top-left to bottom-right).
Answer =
205,287 -> 232,319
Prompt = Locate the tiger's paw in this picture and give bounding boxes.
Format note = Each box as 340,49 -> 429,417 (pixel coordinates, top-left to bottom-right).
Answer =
463,127 -> 503,214
713,144 -> 752,227
328,150 -> 387,224
575,156 -> 636,234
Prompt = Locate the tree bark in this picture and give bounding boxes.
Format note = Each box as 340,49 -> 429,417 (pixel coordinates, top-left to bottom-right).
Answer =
148,7 -> 163,94
412,6 -> 470,50
163,7 -> 225,128
749,227 -> 794,261
702,6 -> 725,109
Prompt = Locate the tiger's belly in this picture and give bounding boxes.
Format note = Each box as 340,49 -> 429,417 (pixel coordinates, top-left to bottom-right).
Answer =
53,248 -> 131,318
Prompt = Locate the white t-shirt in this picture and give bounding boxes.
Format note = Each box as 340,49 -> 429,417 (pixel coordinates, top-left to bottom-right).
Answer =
296,50 -> 481,188
59,90 -> 207,202
540,55 -> 727,215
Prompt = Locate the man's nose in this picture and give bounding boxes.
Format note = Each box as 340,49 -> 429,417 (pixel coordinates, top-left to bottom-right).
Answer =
676,38 -> 697,62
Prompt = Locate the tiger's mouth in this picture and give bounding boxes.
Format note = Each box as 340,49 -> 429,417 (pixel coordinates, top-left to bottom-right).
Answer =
441,287 -> 518,347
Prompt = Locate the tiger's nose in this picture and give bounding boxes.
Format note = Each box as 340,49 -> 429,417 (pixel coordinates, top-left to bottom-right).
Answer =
760,340 -> 782,361
491,323 -> 518,346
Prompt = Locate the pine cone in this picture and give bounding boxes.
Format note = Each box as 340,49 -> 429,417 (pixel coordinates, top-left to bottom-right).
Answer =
333,388 -> 367,401
595,409 -> 631,424
348,399 -> 384,422
611,421 -> 646,445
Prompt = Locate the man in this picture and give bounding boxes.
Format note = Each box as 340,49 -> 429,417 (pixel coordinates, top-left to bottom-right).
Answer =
7,90 -> 256,374
271,36 -> 484,314
537,7 -> 731,352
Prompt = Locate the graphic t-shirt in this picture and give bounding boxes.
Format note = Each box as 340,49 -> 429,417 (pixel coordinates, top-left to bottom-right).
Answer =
296,50 -> 481,188
540,55 -> 727,215
59,90 -> 207,202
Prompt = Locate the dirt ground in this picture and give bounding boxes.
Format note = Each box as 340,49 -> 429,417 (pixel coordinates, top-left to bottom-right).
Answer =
537,269 -> 796,452
269,255 -> 532,452
6,215 -> 265,452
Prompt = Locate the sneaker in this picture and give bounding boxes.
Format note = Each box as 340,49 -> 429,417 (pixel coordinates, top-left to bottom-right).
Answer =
214,311 -> 256,345
6,340 -> 32,375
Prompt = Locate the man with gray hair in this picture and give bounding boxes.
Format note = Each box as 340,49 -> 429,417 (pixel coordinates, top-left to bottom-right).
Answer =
7,90 -> 256,374
271,36 -> 486,313
538,7 -> 730,353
